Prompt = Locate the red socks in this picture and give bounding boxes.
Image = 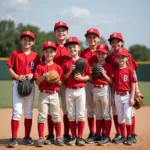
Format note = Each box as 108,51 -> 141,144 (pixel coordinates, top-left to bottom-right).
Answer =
119,123 -> 126,137
47,115 -> 54,135
104,120 -> 112,138
96,120 -> 103,136
88,117 -> 95,133
38,123 -> 44,138
78,121 -> 85,137
113,115 -> 121,134
132,115 -> 135,134
63,114 -> 69,135
69,121 -> 77,137
126,125 -> 132,137
24,119 -> 32,137
54,122 -> 61,137
11,120 -> 19,138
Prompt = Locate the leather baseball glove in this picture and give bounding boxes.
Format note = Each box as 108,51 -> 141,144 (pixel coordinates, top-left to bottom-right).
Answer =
133,92 -> 144,109
92,64 -> 102,79
45,70 -> 62,86
17,79 -> 32,97
73,59 -> 86,75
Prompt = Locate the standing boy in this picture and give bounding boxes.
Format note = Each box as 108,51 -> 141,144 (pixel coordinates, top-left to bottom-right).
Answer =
7,31 -> 40,147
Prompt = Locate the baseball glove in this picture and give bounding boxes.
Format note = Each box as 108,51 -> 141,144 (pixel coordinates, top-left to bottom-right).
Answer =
45,70 -> 62,86
17,79 -> 32,97
73,59 -> 86,75
92,64 -> 102,79
133,92 -> 144,109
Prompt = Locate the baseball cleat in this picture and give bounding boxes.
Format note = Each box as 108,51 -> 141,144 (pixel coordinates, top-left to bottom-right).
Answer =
23,136 -> 34,146
44,134 -> 55,145
35,138 -> 44,147
8,137 -> 18,147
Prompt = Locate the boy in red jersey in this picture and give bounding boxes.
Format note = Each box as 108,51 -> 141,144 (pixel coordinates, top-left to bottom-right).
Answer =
7,31 -> 40,147
114,48 -> 137,145
80,28 -> 100,143
34,41 -> 64,147
62,37 -> 91,146
107,32 -> 139,143
89,44 -> 114,145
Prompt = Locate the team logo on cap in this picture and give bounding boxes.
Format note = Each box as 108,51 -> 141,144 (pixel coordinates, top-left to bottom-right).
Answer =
26,31 -> 30,35
113,32 -> 117,37
69,38 -> 72,42
118,48 -> 122,52
100,44 -> 104,48
59,21 -> 64,25
48,41 -> 51,45
90,28 -> 93,32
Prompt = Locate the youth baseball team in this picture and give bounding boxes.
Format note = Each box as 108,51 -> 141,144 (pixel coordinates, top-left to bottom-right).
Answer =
6,21 -> 141,147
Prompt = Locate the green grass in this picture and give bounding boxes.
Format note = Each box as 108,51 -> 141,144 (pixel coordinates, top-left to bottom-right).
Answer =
0,81 -> 149,108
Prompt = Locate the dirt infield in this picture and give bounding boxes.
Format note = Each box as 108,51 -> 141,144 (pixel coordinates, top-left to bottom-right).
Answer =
0,107 -> 150,150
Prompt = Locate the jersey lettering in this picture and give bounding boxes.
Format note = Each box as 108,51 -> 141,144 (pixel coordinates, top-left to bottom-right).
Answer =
123,75 -> 128,82
30,62 -> 34,69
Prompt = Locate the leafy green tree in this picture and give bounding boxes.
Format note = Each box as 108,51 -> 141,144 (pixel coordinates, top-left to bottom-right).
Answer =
129,45 -> 150,61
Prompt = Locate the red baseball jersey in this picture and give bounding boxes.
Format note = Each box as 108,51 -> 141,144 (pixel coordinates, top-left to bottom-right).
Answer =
89,57 -> 114,85
7,50 -> 40,80
114,67 -> 137,92
106,52 -> 138,71
62,57 -> 92,88
42,43 -> 70,66
34,62 -> 63,91
80,48 -> 96,62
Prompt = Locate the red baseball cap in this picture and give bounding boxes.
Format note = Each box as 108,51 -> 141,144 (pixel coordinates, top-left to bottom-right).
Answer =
54,21 -> 68,31
115,48 -> 129,57
43,41 -> 56,51
65,37 -> 80,46
85,28 -> 100,37
108,32 -> 124,42
21,31 -> 35,40
96,44 -> 109,54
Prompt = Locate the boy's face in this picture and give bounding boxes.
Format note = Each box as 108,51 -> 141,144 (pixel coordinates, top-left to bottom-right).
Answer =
86,33 -> 100,46
43,48 -> 56,61
67,43 -> 80,57
96,51 -> 107,61
116,55 -> 128,65
110,39 -> 124,50
54,27 -> 68,41
20,36 -> 35,49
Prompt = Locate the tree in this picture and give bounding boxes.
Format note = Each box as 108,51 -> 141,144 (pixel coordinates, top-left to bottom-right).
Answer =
129,44 -> 150,61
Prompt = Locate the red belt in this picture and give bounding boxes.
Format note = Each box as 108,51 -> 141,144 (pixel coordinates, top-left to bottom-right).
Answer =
68,86 -> 83,89
93,84 -> 104,88
116,91 -> 127,96
40,90 -> 58,94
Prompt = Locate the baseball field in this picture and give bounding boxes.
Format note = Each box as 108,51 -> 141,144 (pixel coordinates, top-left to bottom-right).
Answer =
0,81 -> 150,150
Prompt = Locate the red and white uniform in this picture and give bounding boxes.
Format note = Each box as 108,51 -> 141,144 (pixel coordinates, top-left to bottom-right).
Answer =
7,49 -> 40,139
89,56 -> 114,138
7,50 -> 40,120
62,56 -> 91,137
34,62 -> 63,138
114,67 -> 137,125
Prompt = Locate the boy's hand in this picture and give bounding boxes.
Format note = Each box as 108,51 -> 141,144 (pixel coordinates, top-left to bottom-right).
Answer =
17,75 -> 26,81
100,67 -> 106,76
130,97 -> 135,106
70,64 -> 76,73
74,73 -> 83,81
26,73 -> 34,80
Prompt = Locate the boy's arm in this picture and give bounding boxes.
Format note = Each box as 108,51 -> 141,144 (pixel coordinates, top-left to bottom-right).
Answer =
74,74 -> 90,81
8,66 -> 26,80
130,82 -> 136,106
35,73 -> 46,85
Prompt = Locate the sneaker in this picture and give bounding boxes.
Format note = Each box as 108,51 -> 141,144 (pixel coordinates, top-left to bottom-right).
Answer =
112,133 -> 122,143
125,136 -> 133,145
56,137 -> 64,146
63,134 -> 72,144
85,132 -> 96,143
8,138 -> 18,147
132,134 -> 137,143
115,136 -> 126,144
76,137 -> 86,146
35,138 -> 44,147
97,136 -> 111,146
23,136 -> 34,146
94,135 -> 101,143
67,137 -> 76,146
45,134 -> 55,145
